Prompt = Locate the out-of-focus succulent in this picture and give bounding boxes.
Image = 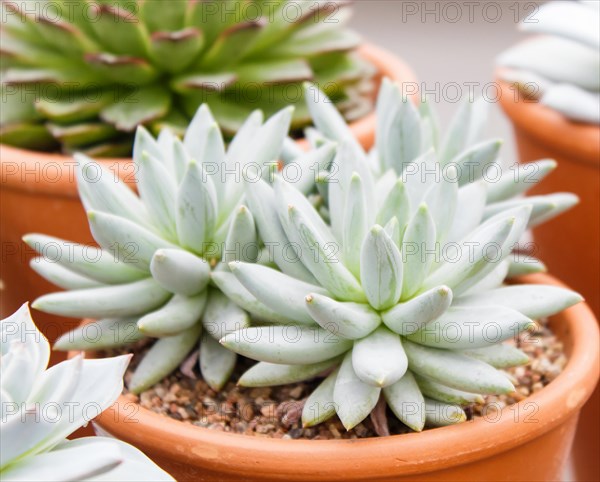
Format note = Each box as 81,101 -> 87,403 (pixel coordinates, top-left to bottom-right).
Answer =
497,1 -> 600,124
26,103 -> 335,393
0,0 -> 372,155
0,304 -> 173,481
220,82 -> 583,431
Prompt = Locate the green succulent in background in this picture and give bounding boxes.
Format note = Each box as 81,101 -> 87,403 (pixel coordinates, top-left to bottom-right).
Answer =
220,82 -> 583,431
25,102 -> 337,394
497,1 -> 600,124
1,304 -> 173,481
1,0 -> 372,155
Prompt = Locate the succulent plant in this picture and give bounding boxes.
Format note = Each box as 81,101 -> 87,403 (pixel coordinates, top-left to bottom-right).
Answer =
0,0 -> 372,155
497,1 -> 600,124
219,82 -> 583,431
0,304 -> 173,481
26,102 -> 335,393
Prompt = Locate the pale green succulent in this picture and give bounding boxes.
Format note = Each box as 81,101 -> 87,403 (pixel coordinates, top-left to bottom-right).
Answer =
0,0 -> 372,155
220,82 -> 583,431
0,304 -> 173,481
497,1 -> 600,124
26,103 -> 336,393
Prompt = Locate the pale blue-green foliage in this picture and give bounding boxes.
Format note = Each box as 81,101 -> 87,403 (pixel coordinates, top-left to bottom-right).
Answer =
221,82 -> 583,431
497,1 -> 600,124
26,102 -> 335,394
0,304 -> 173,481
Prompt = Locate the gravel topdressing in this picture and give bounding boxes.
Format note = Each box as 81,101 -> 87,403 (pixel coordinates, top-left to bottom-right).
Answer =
116,319 -> 567,440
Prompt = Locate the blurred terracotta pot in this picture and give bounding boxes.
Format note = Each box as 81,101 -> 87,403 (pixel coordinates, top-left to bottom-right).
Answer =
497,78 -> 600,481
74,274 -> 598,482
0,43 -> 418,363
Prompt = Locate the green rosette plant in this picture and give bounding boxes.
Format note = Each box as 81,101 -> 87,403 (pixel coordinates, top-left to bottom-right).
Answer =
26,102 -> 337,393
219,82 -> 583,431
1,0 -> 372,154
0,304 -> 173,481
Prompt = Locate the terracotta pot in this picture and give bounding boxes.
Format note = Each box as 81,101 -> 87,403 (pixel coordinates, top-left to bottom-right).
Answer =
497,77 -> 600,481
0,43 -> 418,364
72,273 -> 598,482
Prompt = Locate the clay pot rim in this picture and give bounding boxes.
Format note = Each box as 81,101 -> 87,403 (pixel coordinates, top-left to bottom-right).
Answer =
73,273 -> 599,480
495,71 -> 600,167
0,42 -> 418,196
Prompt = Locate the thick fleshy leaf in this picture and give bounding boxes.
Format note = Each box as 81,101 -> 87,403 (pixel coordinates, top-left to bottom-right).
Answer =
54,317 -> 142,351
455,285 -> 583,320
149,248 -> 210,296
485,160 -> 556,204
199,334 -> 236,391
360,225 -> 403,310
400,204 -> 436,299
383,371 -> 425,432
137,292 -> 206,337
460,344 -> 529,368
422,166 -> 458,242
507,257 -> 547,278
223,206 -> 257,263
403,339 -> 515,394
29,258 -> 104,290
100,86 -> 171,132
446,139 -> 502,186
201,289 -> 250,341
211,271 -> 296,324
424,398 -> 467,427
446,181 -> 487,243
377,178 -> 411,230
305,293 -> 381,340
342,173 -> 368,277
333,353 -> 381,430
406,305 -> 534,350
287,205 -> 365,302
32,278 -> 171,319
129,324 -> 202,394
439,97 -> 488,163
414,374 -> 484,405
229,262 -> 326,325
352,327 -> 408,387
382,286 -> 452,336
176,160 -> 218,254
239,358 -> 341,388
220,326 -> 352,365
302,368 -> 339,427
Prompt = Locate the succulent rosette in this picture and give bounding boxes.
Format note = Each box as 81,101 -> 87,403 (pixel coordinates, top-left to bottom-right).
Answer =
0,304 -> 173,481
220,81 -> 583,431
1,0 -> 372,154
26,102 -> 336,393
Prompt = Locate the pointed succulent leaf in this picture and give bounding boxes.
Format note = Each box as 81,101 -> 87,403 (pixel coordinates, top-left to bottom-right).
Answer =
239,358 -> 341,388
439,97 -> 488,163
377,178 -> 411,229
401,204 -> 436,299
220,326 -> 352,365
382,286 -> 452,336
352,326 -> 408,387
229,262 -> 327,325
32,278 -> 171,319
29,258 -> 104,291
507,257 -> 547,278
199,334 -> 237,391
54,317 -> 142,351
342,173 -> 368,277
287,205 -> 366,302
422,166 -> 459,242
23,234 -> 146,283
406,305 -> 534,350
223,206 -> 258,263
403,339 -> 515,394
446,181 -> 487,242
129,324 -> 202,394
424,398 -> 467,427
446,139 -> 502,186
210,271 -> 296,324
460,344 -> 529,368
137,292 -> 207,337
486,159 -> 556,204
302,368 -> 340,428
414,373 -> 484,405
383,371 -> 425,432
333,353 -> 381,430
455,285 -> 583,320
360,225 -> 403,310
149,248 -> 210,296
305,293 -> 381,340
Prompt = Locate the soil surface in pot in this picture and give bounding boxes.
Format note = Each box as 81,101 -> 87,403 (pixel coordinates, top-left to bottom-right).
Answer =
105,319 -> 566,440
